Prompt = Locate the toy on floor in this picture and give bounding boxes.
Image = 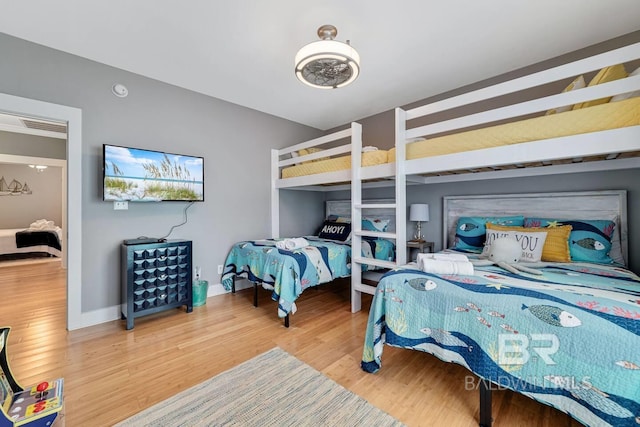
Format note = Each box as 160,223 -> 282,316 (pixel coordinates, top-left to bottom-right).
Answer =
0,327 -> 64,427
471,237 -> 543,275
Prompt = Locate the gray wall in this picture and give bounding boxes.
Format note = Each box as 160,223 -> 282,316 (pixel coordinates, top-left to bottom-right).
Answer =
0,163 -> 63,228
327,168 -> 640,273
0,130 -> 66,159
0,33 -> 323,313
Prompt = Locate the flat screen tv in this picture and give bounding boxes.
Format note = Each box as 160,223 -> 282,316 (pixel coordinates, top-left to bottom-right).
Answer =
103,144 -> 204,202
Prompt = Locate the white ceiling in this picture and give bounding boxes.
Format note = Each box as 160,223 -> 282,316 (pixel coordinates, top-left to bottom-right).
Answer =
1,1 -> 639,130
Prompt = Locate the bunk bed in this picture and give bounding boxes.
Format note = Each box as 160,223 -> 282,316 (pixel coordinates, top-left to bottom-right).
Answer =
222,125 -> 399,327
355,41 -> 640,426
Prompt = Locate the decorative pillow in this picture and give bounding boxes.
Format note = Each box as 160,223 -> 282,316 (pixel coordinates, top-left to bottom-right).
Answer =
326,215 -> 390,233
572,64 -> 627,110
484,224 -> 547,262
610,66 -> 640,102
362,217 -> 390,233
317,220 -> 351,242
524,218 -> 615,264
452,216 -> 525,253
545,75 -> 585,115
297,147 -> 325,164
487,223 -> 572,262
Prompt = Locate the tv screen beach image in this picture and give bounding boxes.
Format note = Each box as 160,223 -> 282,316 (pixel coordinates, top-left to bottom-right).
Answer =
104,145 -> 204,201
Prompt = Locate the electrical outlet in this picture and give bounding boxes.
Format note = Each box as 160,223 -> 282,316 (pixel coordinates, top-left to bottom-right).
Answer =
217,265 -> 223,275
113,201 -> 128,210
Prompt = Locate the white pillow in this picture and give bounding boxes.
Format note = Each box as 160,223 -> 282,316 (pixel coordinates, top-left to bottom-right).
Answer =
484,228 -> 548,262
611,66 -> 640,102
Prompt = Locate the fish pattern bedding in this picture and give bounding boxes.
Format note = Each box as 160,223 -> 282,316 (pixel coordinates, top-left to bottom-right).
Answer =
222,237 -> 395,317
361,260 -> 640,426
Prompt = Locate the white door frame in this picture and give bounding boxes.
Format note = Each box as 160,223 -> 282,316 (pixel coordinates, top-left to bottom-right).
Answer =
0,92 -> 82,330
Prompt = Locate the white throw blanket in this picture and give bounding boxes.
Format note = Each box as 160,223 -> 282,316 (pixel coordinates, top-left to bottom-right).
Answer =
28,219 -> 63,242
29,219 -> 55,230
275,237 -> 310,251
417,253 -> 474,276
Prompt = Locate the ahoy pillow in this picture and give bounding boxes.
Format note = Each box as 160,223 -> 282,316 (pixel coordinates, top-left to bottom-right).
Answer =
317,220 -> 352,242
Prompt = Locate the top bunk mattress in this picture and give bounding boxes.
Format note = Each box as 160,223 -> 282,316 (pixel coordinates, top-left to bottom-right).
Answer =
388,96 -> 640,162
281,149 -> 388,179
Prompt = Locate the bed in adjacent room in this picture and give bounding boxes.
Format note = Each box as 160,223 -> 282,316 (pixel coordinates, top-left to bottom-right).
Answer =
0,220 -> 62,258
361,191 -> 640,427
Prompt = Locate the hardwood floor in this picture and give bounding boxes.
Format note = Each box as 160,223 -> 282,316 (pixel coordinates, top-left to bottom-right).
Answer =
0,262 -> 580,427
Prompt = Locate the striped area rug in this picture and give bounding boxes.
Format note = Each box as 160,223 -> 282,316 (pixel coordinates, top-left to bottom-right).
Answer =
115,347 -> 403,427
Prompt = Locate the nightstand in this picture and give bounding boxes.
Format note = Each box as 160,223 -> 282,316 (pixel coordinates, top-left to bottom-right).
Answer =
407,240 -> 434,261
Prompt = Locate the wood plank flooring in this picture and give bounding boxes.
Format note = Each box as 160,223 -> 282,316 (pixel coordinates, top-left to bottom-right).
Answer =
0,262 -> 581,426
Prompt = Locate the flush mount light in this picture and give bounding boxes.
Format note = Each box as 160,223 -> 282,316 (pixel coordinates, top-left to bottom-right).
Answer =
295,25 -> 360,89
112,83 -> 129,98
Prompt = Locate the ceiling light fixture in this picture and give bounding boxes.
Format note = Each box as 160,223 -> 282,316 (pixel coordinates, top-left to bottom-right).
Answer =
294,25 -> 360,89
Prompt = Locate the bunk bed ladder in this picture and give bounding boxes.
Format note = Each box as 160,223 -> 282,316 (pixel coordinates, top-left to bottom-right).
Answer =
351,114 -> 407,312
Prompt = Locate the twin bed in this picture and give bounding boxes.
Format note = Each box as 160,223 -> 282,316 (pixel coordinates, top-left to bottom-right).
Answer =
227,39 -> 640,425
361,192 -> 640,427
0,226 -> 62,258
222,200 -> 396,327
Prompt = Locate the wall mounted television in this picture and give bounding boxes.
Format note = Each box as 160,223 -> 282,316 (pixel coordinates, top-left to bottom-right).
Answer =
103,144 -> 204,202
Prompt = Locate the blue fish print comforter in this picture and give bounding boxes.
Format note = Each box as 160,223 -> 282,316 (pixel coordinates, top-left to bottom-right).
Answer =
222,237 -> 394,317
361,261 -> 640,426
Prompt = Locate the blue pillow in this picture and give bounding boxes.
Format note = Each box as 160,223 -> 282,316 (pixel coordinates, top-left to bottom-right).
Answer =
524,218 -> 615,264
362,217 -> 390,233
326,216 -> 390,233
452,216 -> 525,253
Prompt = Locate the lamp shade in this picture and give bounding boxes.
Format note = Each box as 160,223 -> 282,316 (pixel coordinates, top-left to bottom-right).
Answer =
409,204 -> 429,222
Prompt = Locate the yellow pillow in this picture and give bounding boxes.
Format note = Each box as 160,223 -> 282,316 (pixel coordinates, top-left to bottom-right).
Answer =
572,64 -> 627,110
297,147 -> 325,164
545,75 -> 585,115
486,223 -> 572,262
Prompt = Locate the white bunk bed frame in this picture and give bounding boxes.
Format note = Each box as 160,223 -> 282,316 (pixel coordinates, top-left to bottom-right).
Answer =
270,41 -> 640,319
350,41 -> 640,315
270,123 -> 404,313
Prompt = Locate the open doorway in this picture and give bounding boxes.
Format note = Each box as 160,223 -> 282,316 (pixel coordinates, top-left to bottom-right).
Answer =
0,92 -> 82,330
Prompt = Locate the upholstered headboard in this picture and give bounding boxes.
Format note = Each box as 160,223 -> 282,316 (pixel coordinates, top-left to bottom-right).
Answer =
326,199 -> 397,232
443,190 -> 628,265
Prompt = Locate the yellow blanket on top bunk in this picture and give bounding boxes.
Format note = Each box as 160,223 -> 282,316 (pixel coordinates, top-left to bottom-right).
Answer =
388,96 -> 640,161
281,150 -> 388,179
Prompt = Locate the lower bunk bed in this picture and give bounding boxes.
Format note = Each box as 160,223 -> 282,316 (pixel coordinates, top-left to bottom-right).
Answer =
360,191 -> 640,426
222,200 -> 397,327
222,236 -> 394,327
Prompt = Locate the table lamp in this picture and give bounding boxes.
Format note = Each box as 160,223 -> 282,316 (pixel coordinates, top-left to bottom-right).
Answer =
409,204 -> 429,242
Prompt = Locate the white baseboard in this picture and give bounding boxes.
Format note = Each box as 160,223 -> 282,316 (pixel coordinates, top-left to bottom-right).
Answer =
72,280 -> 255,330
207,279 -> 252,297
75,305 -> 121,330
